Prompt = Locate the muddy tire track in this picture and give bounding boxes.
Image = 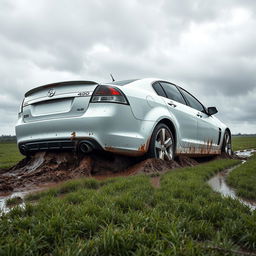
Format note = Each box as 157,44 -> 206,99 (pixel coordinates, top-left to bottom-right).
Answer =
0,151 -> 202,194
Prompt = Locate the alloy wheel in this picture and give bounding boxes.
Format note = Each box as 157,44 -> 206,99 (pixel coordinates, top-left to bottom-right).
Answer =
224,133 -> 232,155
154,128 -> 174,160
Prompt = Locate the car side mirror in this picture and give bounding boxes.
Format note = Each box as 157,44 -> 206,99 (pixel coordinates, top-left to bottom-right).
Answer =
207,107 -> 218,116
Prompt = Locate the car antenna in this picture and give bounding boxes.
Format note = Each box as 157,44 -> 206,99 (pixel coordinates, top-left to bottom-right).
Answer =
110,73 -> 115,82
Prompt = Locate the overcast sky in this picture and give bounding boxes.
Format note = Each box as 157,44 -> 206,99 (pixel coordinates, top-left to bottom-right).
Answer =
0,0 -> 255,135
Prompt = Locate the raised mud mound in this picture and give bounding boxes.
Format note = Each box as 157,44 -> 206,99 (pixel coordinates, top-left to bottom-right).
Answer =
0,150 -> 237,193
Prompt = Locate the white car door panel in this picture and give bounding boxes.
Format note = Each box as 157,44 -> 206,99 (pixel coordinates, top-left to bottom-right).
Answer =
156,82 -> 199,148
180,88 -> 220,152
163,98 -> 198,147
197,112 -> 219,147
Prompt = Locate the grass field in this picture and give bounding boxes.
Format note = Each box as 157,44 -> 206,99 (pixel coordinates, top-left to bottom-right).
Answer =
232,136 -> 256,151
0,142 -> 23,169
227,154 -> 256,200
2,159 -> 256,255
0,137 -> 256,254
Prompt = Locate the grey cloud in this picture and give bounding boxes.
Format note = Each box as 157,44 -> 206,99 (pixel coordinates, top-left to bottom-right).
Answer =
0,0 -> 256,134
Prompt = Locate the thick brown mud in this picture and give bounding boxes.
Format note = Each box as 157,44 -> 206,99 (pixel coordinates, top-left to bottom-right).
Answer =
0,151 -> 203,194
0,148 -> 241,196
0,150 -> 242,213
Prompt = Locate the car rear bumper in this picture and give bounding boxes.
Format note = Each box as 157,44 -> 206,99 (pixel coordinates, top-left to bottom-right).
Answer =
16,103 -> 154,156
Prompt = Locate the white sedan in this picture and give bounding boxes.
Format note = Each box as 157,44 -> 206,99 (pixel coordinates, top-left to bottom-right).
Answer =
16,78 -> 232,159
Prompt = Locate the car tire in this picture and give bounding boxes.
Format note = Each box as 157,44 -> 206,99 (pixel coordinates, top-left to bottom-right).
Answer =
221,131 -> 232,156
148,123 -> 175,160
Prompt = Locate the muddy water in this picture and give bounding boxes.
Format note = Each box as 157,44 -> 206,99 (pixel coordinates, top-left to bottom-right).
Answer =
235,149 -> 256,158
208,149 -> 256,211
0,187 -> 45,214
0,191 -> 27,214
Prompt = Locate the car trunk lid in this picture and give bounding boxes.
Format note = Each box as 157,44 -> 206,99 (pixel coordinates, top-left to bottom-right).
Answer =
22,81 -> 98,122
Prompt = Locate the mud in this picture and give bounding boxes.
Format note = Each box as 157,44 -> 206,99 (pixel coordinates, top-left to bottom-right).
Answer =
0,150 -> 203,194
0,152 -> 93,193
1,146 -> 242,200
151,176 -> 161,188
0,148 -> 241,213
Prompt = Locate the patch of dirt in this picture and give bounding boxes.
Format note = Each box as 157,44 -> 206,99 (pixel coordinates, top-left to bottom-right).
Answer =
125,158 -> 180,175
0,152 -> 93,192
151,176 -> 161,188
0,150 -> 235,193
176,156 -> 199,167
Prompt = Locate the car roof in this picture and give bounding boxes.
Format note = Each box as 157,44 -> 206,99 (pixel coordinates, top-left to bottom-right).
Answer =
104,78 -> 165,86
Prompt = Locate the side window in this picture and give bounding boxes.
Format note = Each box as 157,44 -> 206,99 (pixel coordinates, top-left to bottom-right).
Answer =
159,82 -> 186,105
152,82 -> 166,97
180,89 -> 205,112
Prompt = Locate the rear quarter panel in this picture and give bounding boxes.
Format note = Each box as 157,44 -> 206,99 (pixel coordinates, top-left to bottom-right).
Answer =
120,81 -> 182,151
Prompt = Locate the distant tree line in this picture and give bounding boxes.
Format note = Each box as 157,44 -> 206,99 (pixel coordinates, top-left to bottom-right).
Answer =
232,133 -> 256,136
0,135 -> 16,142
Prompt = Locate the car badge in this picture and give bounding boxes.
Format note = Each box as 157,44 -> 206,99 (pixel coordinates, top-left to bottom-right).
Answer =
47,88 -> 55,97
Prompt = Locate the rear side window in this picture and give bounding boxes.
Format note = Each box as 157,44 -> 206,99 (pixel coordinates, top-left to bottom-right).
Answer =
159,82 -> 186,104
180,88 -> 205,112
152,82 -> 166,97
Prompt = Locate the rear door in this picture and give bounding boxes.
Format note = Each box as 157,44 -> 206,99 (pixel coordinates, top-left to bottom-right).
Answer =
22,81 -> 98,123
154,82 -> 199,148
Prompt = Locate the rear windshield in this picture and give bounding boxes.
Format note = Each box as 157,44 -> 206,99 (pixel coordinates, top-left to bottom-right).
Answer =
106,79 -> 138,86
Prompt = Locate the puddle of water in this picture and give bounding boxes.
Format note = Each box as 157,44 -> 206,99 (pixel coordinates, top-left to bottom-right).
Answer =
0,187 -> 44,214
234,149 -> 256,158
0,191 -> 28,214
208,149 -> 256,211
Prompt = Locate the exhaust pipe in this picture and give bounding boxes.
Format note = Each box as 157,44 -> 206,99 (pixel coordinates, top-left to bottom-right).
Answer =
20,145 -> 27,155
79,142 -> 93,153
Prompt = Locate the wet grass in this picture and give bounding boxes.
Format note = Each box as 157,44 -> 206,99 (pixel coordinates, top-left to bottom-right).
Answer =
25,178 -> 109,201
232,136 -> 256,151
5,196 -> 23,207
1,159 -> 256,255
0,142 -> 23,169
227,154 -> 256,200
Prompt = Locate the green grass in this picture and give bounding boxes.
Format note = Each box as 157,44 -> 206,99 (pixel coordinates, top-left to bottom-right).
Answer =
5,197 -> 23,207
0,142 -> 23,169
232,136 -> 256,151
1,159 -> 256,255
227,154 -> 256,200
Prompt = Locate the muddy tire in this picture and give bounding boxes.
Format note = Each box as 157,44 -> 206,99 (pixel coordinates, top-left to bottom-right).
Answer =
148,123 -> 175,161
221,131 -> 232,156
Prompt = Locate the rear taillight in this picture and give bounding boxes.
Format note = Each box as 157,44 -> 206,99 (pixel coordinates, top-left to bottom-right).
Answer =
19,99 -> 25,113
18,99 -> 24,118
91,85 -> 129,105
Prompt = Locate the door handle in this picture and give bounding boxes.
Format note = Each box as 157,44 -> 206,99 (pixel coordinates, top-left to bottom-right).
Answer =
197,113 -> 202,118
168,102 -> 177,108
